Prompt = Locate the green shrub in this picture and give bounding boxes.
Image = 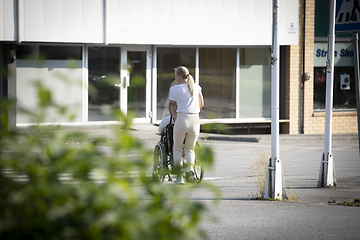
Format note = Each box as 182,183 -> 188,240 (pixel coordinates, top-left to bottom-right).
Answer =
0,83 -> 217,240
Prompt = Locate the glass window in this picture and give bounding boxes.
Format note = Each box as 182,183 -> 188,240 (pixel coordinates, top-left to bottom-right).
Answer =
17,45 -> 38,59
314,67 -> 356,109
40,46 -> 82,60
88,47 -> 121,121
199,48 -> 236,119
239,48 -> 271,118
315,0 -> 330,38
315,0 -> 351,39
313,42 -> 357,110
16,45 -> 83,124
17,45 -> 82,60
127,51 -> 147,118
156,48 -> 196,120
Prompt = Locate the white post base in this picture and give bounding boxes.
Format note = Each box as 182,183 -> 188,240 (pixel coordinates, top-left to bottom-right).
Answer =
317,152 -> 337,187
264,157 -> 287,200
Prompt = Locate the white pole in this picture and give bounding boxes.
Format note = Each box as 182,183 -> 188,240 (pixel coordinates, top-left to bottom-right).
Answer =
318,0 -> 337,187
271,0 -> 280,161
264,0 -> 286,200
354,32 -> 360,157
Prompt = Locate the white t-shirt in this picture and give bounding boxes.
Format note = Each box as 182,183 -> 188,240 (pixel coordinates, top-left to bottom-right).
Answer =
169,83 -> 202,114
158,115 -> 175,134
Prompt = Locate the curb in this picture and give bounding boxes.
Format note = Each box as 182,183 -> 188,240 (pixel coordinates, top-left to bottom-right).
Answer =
15,124 -> 359,143
198,134 -> 358,143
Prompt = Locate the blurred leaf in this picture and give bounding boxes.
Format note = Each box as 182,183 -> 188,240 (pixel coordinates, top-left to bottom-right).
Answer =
0,73 -> 218,240
67,60 -> 79,69
196,145 -> 214,171
36,82 -> 53,108
131,74 -> 146,87
88,82 -> 98,98
201,123 -> 230,134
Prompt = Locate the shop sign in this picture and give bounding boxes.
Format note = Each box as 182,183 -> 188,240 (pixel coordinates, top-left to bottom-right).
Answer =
335,0 -> 360,32
314,42 -> 354,67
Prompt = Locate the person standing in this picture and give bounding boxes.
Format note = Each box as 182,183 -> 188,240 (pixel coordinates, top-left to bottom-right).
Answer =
169,66 -> 204,184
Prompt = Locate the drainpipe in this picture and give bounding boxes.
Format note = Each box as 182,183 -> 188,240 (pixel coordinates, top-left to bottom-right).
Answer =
301,0 -> 306,134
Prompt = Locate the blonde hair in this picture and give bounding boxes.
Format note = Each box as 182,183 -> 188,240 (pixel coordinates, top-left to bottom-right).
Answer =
174,66 -> 195,97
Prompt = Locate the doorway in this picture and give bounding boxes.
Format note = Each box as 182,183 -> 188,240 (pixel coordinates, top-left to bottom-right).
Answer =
87,46 -> 152,123
121,47 -> 152,123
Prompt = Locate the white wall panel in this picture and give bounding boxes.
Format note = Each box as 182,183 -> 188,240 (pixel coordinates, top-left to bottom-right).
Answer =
2,0 -> 298,46
63,0 -> 82,42
18,0 -> 24,42
118,0 -> 137,44
0,0 -> 5,40
172,0 -> 189,45
222,0 -> 238,45
253,0 -> 272,45
2,0 -> 17,41
24,0 -> 44,41
137,0 -> 155,44
204,0 -> 222,45
154,0 -> 173,45
189,0 -> 206,45
238,1 -> 255,45
44,0 -> 64,42
278,0 -> 299,45
106,0 -> 120,44
83,0 -> 103,43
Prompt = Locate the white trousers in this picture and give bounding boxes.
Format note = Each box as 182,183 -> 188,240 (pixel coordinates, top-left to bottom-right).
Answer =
173,112 -> 200,172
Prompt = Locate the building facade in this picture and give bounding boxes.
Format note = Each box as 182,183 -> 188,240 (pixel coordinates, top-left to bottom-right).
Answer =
0,0 -> 358,134
299,0 -> 358,135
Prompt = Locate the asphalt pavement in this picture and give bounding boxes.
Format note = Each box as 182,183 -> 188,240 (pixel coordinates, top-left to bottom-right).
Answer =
128,124 -> 360,240
23,123 -> 360,240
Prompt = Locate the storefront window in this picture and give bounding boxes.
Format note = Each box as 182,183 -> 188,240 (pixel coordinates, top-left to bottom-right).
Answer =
156,48 -> 196,120
16,45 -> 83,124
88,47 -> 120,121
239,48 -> 271,118
17,45 -> 82,60
313,42 -> 357,110
199,48 -> 236,119
127,51 -> 147,118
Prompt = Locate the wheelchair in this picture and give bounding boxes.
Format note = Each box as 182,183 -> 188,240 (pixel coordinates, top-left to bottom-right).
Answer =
152,116 -> 204,183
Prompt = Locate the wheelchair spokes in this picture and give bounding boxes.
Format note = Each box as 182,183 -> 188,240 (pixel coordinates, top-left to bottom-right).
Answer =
193,158 -> 203,183
152,140 -> 204,183
152,145 -> 167,182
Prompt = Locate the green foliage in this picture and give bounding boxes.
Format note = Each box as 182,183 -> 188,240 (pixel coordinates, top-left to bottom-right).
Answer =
0,83 -> 217,239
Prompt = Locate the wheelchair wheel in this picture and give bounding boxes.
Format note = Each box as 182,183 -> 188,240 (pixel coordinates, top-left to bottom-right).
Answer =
153,144 -> 166,182
194,142 -> 204,183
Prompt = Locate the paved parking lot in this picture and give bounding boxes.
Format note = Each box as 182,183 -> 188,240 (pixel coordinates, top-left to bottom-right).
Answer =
59,124 -> 360,239
184,140 -> 360,240
130,124 -> 360,240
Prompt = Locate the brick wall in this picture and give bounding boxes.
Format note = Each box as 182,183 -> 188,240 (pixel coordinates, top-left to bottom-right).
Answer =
286,0 -> 358,135
303,0 -> 315,134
